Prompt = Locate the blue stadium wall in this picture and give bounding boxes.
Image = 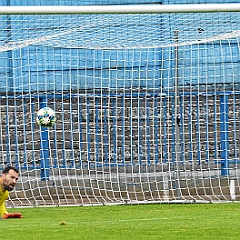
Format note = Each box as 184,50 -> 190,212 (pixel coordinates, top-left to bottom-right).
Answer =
0,0 -> 239,93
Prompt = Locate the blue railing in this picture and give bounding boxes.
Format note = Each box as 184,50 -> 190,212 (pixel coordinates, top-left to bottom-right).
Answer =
0,91 -> 239,179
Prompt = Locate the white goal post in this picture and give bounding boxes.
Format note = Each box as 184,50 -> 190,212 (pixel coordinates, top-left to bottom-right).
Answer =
0,4 -> 240,14
0,4 -> 239,208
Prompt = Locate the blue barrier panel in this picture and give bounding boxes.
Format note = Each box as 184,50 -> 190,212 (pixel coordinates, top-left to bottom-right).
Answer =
121,97 -> 125,165
163,97 -> 168,163
39,98 -> 50,181
187,97 -> 193,162
153,97 -> 159,164
1,91 -> 239,177
213,95 -> 218,163
220,95 -> 229,176
78,96 -> 84,168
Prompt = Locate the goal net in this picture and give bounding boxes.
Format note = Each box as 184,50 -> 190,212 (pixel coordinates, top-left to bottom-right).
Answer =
0,4 -> 239,207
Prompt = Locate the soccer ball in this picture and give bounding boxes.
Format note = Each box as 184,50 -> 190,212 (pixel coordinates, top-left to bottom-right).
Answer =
36,107 -> 56,128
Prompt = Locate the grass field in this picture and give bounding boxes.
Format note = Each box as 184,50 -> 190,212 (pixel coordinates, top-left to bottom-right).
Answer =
1,203 -> 239,240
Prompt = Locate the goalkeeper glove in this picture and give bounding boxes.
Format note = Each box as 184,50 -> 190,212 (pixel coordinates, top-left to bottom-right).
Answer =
3,212 -> 22,219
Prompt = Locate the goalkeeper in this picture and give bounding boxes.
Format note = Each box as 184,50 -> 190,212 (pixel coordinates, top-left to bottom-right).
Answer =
0,166 -> 22,219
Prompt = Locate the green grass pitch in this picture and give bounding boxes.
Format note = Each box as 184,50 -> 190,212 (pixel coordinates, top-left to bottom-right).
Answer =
1,203 -> 239,240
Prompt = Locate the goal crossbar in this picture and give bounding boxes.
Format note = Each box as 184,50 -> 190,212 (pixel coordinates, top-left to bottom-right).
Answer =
0,4 -> 240,15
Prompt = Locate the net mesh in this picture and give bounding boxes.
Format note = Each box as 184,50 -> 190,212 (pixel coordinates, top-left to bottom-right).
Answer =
0,9 -> 239,207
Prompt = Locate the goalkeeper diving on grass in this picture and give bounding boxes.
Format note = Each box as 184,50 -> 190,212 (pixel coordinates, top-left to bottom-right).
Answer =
0,166 -> 22,219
